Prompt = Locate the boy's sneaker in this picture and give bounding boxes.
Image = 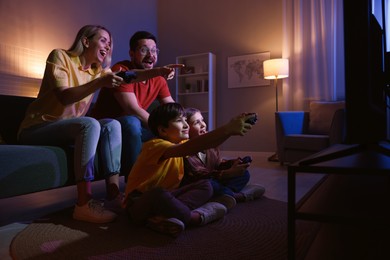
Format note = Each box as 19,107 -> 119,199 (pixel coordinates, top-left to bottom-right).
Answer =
104,193 -> 125,213
73,199 -> 117,224
209,194 -> 237,210
146,216 -> 185,237
241,184 -> 265,201
193,202 -> 227,225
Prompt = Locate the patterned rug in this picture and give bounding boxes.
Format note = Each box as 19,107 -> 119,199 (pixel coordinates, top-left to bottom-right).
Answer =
10,197 -> 318,260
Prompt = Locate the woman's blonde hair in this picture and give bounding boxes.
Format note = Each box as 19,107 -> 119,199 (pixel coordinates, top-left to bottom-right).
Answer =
67,25 -> 113,69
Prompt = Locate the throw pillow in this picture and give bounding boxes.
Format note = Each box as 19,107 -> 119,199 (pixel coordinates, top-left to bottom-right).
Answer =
309,101 -> 345,135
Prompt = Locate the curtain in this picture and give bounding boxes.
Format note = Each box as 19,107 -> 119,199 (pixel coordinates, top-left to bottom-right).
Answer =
282,0 -> 345,110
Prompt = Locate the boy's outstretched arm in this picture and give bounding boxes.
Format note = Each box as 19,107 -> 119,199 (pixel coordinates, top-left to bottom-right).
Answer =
163,114 -> 255,159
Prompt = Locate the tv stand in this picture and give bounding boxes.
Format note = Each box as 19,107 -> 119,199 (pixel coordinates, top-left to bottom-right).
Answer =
287,141 -> 390,259
297,141 -> 390,166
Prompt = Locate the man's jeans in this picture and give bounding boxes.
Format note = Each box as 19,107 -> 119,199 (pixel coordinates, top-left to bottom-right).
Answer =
117,115 -> 154,178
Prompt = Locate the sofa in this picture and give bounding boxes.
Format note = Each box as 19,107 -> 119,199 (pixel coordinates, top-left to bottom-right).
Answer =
0,94 -> 159,200
0,95 -> 83,199
275,100 -> 345,165
0,95 -> 71,199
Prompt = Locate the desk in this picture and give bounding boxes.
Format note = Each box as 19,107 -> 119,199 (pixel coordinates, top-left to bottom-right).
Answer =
287,142 -> 390,259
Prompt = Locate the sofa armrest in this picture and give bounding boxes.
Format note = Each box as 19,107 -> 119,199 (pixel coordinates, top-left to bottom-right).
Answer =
0,145 -> 69,198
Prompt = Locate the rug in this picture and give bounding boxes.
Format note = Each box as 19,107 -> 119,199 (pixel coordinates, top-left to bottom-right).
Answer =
10,197 -> 318,260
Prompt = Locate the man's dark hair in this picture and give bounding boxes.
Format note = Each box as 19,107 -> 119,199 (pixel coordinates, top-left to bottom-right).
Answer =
129,31 -> 157,51
148,103 -> 185,137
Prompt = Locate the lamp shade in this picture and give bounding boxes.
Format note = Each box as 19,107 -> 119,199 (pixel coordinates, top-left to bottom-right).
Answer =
263,58 -> 289,79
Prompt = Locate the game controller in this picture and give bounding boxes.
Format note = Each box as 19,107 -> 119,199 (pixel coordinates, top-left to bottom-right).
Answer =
117,71 -> 137,83
245,113 -> 258,125
240,156 -> 252,164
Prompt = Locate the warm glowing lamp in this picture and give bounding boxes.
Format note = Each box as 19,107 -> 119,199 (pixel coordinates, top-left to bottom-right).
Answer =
263,58 -> 289,162
263,58 -> 289,111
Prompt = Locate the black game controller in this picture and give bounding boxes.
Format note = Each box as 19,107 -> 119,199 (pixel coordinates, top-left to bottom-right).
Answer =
117,71 -> 137,83
240,156 -> 252,164
245,113 -> 258,125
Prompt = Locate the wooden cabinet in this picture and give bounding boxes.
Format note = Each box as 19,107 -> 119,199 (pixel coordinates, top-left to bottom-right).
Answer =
175,52 -> 216,130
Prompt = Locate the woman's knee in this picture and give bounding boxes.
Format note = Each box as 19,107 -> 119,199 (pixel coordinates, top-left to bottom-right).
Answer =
79,117 -> 101,134
100,119 -> 121,136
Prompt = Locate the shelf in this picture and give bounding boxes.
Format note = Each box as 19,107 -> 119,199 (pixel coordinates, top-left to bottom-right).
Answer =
296,174 -> 390,224
178,91 -> 208,96
178,72 -> 208,78
176,52 -> 215,130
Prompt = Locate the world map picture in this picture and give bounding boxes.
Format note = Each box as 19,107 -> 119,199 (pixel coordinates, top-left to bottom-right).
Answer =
228,52 -> 270,88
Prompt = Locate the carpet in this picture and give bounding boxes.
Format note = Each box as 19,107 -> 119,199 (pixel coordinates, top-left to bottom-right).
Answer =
10,197 -> 318,260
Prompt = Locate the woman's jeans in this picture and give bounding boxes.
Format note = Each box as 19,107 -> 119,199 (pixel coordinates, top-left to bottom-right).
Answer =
117,115 -> 154,177
19,117 -> 121,182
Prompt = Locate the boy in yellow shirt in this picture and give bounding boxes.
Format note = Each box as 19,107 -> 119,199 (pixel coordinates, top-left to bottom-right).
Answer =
124,103 -> 256,236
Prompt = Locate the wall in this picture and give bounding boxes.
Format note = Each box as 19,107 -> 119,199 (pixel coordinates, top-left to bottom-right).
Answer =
0,0 -> 283,152
0,0 -> 157,96
157,0 -> 283,152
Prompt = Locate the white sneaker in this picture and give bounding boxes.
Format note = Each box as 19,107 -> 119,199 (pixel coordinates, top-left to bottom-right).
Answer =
193,202 -> 227,225
146,216 -> 185,237
209,194 -> 237,210
241,184 -> 265,201
73,199 -> 117,223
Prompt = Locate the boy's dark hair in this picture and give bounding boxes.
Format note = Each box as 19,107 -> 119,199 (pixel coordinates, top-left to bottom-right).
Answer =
129,31 -> 157,51
148,103 -> 185,137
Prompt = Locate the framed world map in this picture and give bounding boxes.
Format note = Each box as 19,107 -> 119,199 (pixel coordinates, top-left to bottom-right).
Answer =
228,51 -> 270,88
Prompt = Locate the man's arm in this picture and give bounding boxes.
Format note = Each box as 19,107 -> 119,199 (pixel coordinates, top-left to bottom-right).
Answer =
160,96 -> 175,104
122,64 -> 184,83
113,92 -> 149,126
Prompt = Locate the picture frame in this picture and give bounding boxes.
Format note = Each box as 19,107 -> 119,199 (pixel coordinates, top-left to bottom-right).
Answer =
227,51 -> 270,88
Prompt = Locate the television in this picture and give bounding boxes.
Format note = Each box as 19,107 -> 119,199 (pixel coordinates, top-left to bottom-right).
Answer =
344,0 -> 389,145
298,0 -> 390,165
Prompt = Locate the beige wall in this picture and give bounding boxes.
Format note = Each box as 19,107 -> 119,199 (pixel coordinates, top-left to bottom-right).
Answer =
0,0 -> 157,96
0,0 -> 283,152
157,0 -> 283,152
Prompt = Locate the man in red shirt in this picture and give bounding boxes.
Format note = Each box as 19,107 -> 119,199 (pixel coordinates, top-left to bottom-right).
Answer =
91,31 -> 182,178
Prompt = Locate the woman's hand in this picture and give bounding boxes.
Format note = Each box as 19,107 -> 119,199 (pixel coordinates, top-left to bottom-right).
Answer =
100,72 -> 124,88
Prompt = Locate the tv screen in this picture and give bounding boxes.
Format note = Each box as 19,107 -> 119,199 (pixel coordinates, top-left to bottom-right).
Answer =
344,0 -> 389,145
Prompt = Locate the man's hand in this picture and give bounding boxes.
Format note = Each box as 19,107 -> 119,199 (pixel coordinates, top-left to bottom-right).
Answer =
160,64 -> 185,80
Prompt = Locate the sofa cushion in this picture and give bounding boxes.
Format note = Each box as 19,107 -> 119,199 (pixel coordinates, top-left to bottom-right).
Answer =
309,101 -> 345,135
284,134 -> 329,151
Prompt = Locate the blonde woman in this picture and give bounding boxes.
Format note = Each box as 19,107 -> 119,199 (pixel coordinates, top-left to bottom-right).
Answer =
18,25 -> 125,224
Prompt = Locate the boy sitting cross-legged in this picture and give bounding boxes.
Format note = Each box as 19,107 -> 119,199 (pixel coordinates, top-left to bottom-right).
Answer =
124,103 -> 256,237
